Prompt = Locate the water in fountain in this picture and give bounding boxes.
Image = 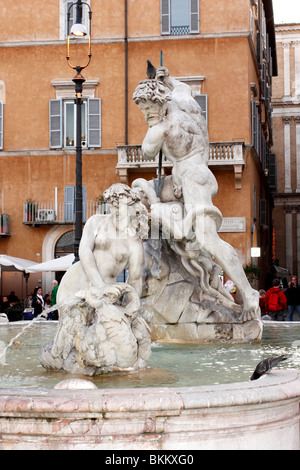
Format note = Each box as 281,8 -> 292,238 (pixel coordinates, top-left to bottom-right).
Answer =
0,322 -> 300,389
0,298 -> 78,366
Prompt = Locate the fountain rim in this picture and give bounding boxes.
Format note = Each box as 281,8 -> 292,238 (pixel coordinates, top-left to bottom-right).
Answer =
1,322 -> 300,449
0,370 -> 299,416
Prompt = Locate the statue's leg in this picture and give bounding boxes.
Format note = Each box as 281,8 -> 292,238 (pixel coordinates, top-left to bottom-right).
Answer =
193,214 -> 259,321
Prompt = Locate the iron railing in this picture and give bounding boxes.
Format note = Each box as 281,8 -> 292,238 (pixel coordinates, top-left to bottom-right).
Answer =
23,201 -> 109,225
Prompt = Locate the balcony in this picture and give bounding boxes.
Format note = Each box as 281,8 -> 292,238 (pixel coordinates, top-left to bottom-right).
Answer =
23,201 -> 109,226
0,214 -> 10,236
116,142 -> 245,189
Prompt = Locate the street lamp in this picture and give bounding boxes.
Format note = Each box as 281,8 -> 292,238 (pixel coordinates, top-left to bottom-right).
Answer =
66,0 -> 92,263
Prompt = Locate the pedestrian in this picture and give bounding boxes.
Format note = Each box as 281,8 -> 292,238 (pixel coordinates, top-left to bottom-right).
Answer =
0,296 -> 11,313
265,279 -> 287,321
259,289 -> 268,316
44,293 -> 51,307
49,280 -> 59,320
7,291 -> 19,304
285,275 -> 300,321
51,280 -> 59,306
32,286 -> 45,317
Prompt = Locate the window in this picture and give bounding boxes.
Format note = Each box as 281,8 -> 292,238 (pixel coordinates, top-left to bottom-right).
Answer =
49,98 -> 101,149
64,100 -> 87,148
55,230 -> 75,256
194,95 -> 208,123
161,0 -> 199,35
0,101 -> 3,150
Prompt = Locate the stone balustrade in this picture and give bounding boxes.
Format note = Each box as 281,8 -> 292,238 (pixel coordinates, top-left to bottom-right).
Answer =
116,142 -> 245,189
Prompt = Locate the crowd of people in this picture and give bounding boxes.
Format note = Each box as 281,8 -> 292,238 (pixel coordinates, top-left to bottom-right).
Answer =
0,280 -> 59,321
1,274 -> 300,322
259,275 -> 300,321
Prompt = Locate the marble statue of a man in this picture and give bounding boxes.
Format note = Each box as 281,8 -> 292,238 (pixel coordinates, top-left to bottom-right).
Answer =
133,67 -> 259,322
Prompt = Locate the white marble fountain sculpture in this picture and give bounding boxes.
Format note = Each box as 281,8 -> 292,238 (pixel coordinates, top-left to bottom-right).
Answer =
40,184 -> 152,375
40,68 -> 262,377
132,67 -> 262,343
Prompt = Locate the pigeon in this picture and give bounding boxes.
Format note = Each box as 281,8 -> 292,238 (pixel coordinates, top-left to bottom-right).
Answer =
146,60 -> 156,79
250,355 -> 288,381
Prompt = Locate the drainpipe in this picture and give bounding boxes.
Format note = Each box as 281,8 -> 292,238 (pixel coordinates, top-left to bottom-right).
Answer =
125,0 -> 128,145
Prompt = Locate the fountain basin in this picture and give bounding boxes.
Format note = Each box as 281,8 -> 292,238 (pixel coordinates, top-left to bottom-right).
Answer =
1,321 -> 300,449
0,370 -> 299,450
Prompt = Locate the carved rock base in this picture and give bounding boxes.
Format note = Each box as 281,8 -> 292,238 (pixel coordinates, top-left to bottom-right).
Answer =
141,277 -> 263,344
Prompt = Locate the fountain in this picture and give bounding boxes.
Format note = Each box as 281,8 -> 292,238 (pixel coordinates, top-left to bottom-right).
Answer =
0,68 -> 300,450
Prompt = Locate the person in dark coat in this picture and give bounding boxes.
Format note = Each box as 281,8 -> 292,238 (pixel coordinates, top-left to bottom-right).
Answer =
285,275 -> 300,321
0,296 -> 11,313
32,286 -> 45,317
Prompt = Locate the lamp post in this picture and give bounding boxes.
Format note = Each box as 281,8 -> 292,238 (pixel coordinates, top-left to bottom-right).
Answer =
66,0 -> 92,263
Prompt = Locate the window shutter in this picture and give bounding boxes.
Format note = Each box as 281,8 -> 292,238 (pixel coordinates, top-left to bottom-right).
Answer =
251,100 -> 255,147
88,98 -> 101,148
66,1 -> 74,37
64,186 -> 75,222
268,153 -> 277,192
161,0 -> 170,35
259,199 -> 267,226
195,95 -> 208,123
0,101 -> 3,150
49,99 -> 63,149
190,0 -> 199,33
82,185 -> 87,222
65,185 -> 87,222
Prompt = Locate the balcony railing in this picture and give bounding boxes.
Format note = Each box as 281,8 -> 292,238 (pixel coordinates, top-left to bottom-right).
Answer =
116,142 -> 245,189
23,201 -> 109,225
117,142 -> 245,168
0,214 -> 10,235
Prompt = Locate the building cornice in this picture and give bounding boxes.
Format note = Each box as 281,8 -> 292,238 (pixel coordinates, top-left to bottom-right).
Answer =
0,148 -> 118,157
0,31 -> 251,49
272,105 -> 300,117
274,193 -> 300,207
275,24 -> 300,33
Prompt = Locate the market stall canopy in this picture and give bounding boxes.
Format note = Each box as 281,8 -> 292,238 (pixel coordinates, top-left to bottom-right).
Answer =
26,254 -> 74,272
0,255 -> 38,272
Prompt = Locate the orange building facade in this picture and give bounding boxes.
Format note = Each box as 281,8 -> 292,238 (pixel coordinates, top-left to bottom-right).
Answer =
0,0 -> 276,298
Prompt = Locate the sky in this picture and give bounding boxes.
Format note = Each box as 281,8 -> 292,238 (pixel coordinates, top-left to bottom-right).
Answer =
272,0 -> 300,24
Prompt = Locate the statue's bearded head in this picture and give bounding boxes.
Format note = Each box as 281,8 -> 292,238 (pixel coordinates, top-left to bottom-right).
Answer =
133,79 -> 171,127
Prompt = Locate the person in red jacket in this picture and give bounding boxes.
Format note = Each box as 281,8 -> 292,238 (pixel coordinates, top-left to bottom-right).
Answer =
265,278 -> 287,321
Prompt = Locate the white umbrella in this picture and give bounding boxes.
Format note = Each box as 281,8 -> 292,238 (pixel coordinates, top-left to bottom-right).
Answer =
0,255 -> 38,271
0,255 -> 38,297
26,254 -> 75,272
